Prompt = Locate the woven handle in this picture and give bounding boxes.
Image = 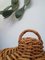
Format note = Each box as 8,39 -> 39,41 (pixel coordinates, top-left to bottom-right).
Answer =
19,29 -> 43,43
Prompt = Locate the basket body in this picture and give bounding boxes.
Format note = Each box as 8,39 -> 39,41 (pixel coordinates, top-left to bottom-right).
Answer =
0,29 -> 45,60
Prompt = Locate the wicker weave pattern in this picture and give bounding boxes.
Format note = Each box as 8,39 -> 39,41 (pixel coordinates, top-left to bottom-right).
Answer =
0,47 -> 31,60
0,29 -> 45,60
0,47 -> 45,60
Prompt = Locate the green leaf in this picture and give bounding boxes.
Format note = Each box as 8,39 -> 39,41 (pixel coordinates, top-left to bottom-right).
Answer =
15,6 -> 25,18
0,10 -> 13,18
24,0 -> 30,6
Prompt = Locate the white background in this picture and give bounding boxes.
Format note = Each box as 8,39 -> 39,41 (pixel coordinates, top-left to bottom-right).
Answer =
0,0 -> 45,50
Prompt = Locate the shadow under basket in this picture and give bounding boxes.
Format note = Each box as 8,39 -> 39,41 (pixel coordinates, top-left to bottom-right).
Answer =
0,29 -> 45,60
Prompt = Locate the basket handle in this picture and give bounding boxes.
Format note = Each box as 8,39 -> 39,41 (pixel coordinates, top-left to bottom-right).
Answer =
19,29 -> 43,43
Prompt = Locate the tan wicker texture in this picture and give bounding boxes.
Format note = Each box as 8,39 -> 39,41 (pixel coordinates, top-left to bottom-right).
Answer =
0,29 -> 45,60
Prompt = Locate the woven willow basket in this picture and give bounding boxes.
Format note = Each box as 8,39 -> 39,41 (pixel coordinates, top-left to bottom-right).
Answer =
0,29 -> 45,60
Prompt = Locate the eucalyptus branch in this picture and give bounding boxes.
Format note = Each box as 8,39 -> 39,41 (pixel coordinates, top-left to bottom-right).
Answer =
0,0 -> 30,19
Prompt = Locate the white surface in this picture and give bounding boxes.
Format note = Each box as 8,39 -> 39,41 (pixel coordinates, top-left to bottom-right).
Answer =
0,0 -> 45,49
